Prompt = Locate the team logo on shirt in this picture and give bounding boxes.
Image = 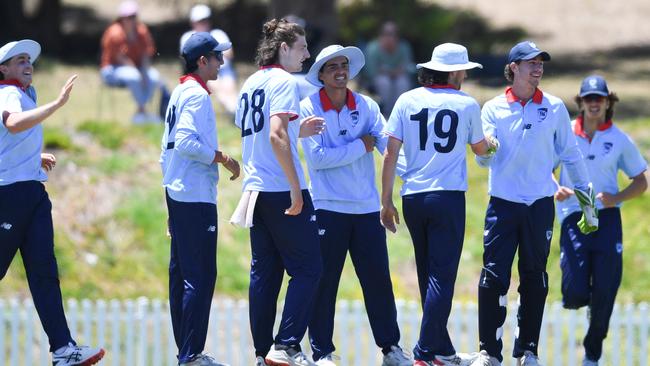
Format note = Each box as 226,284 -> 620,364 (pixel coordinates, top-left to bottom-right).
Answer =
350,110 -> 359,127
537,108 -> 548,122
603,142 -> 613,155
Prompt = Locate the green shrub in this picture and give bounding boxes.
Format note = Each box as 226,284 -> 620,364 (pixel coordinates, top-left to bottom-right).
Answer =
77,119 -> 129,149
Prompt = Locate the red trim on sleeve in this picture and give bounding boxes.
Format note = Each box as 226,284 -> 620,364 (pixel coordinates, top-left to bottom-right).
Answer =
319,88 -> 356,112
0,79 -> 27,91
385,132 -> 403,142
505,87 -> 543,106
180,73 -> 211,95
260,64 -> 285,70
270,112 -> 300,122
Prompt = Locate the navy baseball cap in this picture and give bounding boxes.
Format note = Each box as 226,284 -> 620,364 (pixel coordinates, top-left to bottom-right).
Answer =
508,41 -> 551,63
579,75 -> 609,97
181,32 -> 231,61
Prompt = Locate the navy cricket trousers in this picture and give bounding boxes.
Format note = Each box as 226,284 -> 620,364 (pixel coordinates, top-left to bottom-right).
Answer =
308,210 -> 400,361
402,190 -> 465,360
478,196 -> 554,362
560,208 -> 623,361
249,190 -> 322,357
0,181 -> 73,351
166,191 -> 218,363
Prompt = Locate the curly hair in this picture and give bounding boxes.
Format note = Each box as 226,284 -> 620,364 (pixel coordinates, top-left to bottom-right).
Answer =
417,68 -> 450,86
255,18 -> 305,67
575,92 -> 620,121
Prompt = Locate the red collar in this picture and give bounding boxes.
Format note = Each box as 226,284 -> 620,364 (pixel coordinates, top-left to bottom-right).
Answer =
574,115 -> 613,141
180,73 -> 210,94
424,84 -> 458,90
319,88 -> 356,112
505,87 -> 543,106
0,79 -> 28,91
260,64 -> 285,70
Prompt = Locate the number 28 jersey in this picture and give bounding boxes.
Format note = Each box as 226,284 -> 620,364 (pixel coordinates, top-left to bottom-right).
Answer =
235,66 -> 307,192
385,86 -> 484,196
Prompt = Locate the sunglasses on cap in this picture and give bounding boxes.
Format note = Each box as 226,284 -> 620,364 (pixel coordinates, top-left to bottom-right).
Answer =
582,94 -> 606,102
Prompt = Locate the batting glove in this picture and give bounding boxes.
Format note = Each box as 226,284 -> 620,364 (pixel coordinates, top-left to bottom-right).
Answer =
575,183 -> 599,234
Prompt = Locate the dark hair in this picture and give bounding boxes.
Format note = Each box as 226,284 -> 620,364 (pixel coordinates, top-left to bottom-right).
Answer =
0,58 -> 10,80
417,68 -> 449,86
574,92 -> 619,121
504,62 -> 517,82
255,18 -> 305,67
181,51 -> 215,74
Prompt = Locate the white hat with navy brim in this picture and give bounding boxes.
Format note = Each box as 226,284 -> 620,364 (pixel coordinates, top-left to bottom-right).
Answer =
0,40 -> 41,65
416,43 -> 482,72
306,45 -> 365,87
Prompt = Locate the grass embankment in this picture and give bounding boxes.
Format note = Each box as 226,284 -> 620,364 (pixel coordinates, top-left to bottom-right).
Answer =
1,61 -> 648,304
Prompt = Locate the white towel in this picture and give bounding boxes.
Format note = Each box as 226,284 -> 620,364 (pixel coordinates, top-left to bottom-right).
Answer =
229,190 -> 259,228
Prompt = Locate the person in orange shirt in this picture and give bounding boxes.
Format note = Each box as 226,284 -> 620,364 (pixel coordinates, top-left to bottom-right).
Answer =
100,1 -> 165,123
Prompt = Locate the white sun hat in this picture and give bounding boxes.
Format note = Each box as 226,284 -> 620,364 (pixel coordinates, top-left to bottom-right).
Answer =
190,4 -> 212,23
0,39 -> 41,64
416,43 -> 482,72
306,45 -> 365,87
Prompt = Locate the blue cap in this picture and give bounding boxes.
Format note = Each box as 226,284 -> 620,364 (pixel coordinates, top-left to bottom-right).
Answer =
508,41 -> 551,63
579,75 -> 609,97
181,32 -> 231,62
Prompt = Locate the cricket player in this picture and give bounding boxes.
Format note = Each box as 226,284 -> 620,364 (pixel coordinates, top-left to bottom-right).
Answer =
472,41 -> 598,366
300,45 -> 413,366
234,18 -> 324,366
0,39 -> 105,366
381,43 -> 497,366
160,32 -> 240,366
555,75 -> 647,366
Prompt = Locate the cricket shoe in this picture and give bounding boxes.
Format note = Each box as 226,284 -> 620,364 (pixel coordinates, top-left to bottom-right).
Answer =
256,356 -> 269,366
265,346 -> 316,366
433,352 -> 480,365
382,345 -> 413,366
180,353 -> 229,365
517,351 -> 542,366
470,351 -> 501,366
52,343 -> 105,366
582,358 -> 598,366
314,353 -> 341,366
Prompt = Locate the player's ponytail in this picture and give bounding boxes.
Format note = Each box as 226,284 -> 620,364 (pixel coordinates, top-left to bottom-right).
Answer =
255,18 -> 305,67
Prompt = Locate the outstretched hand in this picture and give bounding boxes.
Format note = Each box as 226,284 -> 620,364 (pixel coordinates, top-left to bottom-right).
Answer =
56,75 -> 78,107
299,115 -> 326,137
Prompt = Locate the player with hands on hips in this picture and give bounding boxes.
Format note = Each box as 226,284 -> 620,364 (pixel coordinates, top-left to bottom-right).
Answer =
381,43 -> 495,366
234,18 -> 323,366
0,39 -> 105,366
471,41 -> 596,366
299,44 -> 413,366
554,75 -> 647,366
160,32 -> 239,366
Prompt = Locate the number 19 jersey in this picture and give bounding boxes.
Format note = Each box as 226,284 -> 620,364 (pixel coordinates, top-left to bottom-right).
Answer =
235,66 -> 307,192
385,86 -> 484,196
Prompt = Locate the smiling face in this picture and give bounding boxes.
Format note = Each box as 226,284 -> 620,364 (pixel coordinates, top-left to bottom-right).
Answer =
512,55 -> 544,88
0,53 -> 34,87
319,56 -> 349,90
280,35 -> 309,73
581,94 -> 609,121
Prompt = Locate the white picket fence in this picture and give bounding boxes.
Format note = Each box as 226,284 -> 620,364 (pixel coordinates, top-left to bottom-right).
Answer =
1,298 -> 648,366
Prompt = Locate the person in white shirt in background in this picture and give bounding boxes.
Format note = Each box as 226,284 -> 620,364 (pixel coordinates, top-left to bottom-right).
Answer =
299,45 -> 413,366
160,32 -> 240,366
472,41 -> 597,366
180,4 -> 238,116
554,75 -> 647,366
381,43 -> 496,366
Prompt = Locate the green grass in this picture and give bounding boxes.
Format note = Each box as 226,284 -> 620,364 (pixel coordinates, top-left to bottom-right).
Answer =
1,60 -> 649,304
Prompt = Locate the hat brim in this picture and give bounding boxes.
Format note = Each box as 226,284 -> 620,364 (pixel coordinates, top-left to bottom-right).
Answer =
214,41 -> 232,52
0,40 -> 41,64
579,91 -> 609,97
416,60 -> 483,72
306,47 -> 365,87
515,51 -> 551,63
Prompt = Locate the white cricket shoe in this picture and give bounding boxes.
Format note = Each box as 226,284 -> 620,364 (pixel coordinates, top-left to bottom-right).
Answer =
433,352 -> 480,365
471,350 -> 501,366
52,343 -> 105,366
265,347 -> 316,366
314,353 -> 338,366
382,345 -> 413,366
180,354 -> 230,366
582,358 -> 598,366
517,351 -> 542,366
255,356 -> 269,366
